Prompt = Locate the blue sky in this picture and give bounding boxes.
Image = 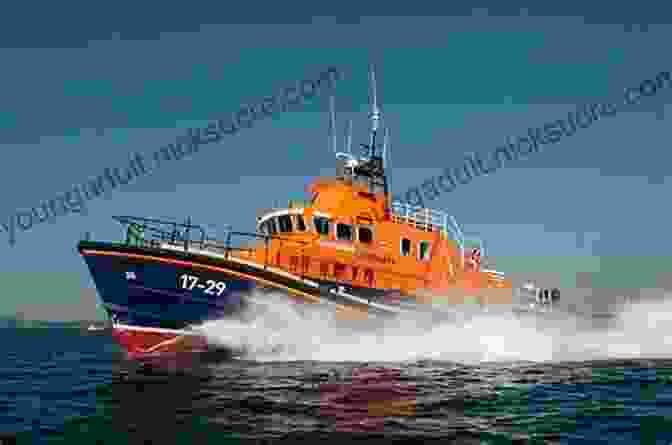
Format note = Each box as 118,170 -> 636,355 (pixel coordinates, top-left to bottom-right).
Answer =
1,3 -> 671,319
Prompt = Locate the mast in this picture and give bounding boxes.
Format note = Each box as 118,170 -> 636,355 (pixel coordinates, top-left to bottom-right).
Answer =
360,64 -> 388,198
331,65 -> 390,198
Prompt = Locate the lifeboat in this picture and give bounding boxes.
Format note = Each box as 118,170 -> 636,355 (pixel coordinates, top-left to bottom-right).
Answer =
77,67 -> 560,358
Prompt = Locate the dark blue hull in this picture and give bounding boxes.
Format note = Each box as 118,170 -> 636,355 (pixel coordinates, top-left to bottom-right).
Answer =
77,240 -> 406,355
80,245 -> 255,330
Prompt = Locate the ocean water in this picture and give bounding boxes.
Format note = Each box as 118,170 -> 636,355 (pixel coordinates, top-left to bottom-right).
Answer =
3,291 -> 672,444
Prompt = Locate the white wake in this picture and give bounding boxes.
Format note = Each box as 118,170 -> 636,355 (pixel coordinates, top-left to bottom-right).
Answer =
198,290 -> 672,363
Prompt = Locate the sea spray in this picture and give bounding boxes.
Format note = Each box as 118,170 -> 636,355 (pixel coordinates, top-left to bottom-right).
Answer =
197,289 -> 672,363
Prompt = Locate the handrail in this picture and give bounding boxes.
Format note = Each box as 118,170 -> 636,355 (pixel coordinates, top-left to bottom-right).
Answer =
463,235 -> 486,258
390,201 -> 466,258
387,202 -> 495,271
113,215 -> 207,246
112,215 -> 309,270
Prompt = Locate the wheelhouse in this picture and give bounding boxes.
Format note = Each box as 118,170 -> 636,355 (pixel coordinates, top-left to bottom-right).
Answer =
257,208 -> 309,236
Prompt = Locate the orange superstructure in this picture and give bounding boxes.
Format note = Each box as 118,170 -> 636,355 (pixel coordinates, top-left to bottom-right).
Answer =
225,67 -> 515,307
228,179 -> 513,307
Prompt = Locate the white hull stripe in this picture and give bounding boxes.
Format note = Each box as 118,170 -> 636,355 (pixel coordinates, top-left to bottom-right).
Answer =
329,288 -> 410,314
113,323 -> 203,336
482,269 -> 506,277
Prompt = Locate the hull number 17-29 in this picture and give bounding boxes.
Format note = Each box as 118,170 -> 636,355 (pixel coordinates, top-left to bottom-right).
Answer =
179,274 -> 227,296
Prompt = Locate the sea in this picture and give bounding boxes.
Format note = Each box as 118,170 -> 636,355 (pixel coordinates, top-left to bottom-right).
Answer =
3,289 -> 672,445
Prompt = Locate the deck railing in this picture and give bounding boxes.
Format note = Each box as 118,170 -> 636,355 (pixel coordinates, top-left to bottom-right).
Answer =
110,215 -> 308,270
107,210 -> 487,276
390,202 -> 488,268
391,201 -> 465,252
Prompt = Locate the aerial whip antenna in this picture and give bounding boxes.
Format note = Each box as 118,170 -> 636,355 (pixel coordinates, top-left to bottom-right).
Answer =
368,65 -> 381,158
382,126 -> 389,168
345,119 -> 353,154
383,125 -> 392,203
334,96 -> 357,174
329,95 -> 337,154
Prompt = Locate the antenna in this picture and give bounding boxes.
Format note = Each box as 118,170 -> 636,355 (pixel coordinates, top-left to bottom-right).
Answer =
383,125 -> 392,201
370,66 -> 379,128
345,119 -> 353,154
335,111 -> 359,174
382,126 -> 389,168
368,65 -> 381,157
329,95 -> 337,154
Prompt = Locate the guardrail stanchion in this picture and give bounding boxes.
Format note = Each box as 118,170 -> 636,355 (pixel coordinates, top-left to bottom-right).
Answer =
225,232 -> 232,259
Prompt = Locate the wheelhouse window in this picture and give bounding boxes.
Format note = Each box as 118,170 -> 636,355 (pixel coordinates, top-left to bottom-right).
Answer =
418,241 -> 431,261
400,238 -> 411,256
259,221 -> 268,235
277,214 -> 293,233
358,226 -> 373,244
314,216 -> 331,236
336,223 -> 353,241
268,218 -> 278,235
295,214 -> 306,231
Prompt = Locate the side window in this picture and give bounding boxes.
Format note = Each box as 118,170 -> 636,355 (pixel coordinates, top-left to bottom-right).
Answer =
314,216 -> 330,236
336,223 -> 353,241
320,261 -> 330,277
364,269 -> 374,286
295,214 -> 306,231
358,227 -> 373,244
278,214 -> 293,232
400,238 -> 411,256
419,241 -> 431,261
268,218 -> 278,235
259,221 -> 268,235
